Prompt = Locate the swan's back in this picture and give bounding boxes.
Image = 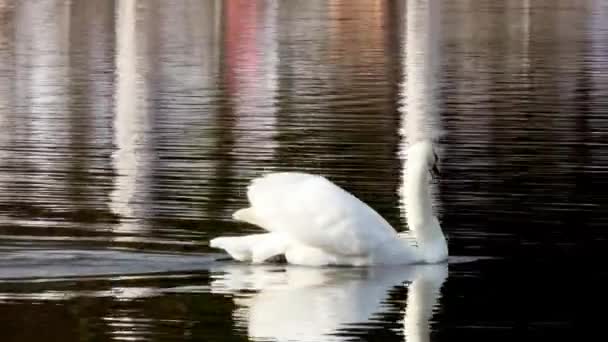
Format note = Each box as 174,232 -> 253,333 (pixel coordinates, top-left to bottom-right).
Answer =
238,172 -> 399,257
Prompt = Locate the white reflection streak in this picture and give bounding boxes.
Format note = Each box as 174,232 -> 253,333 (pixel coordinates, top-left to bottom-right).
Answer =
13,0 -> 71,207
111,0 -> 147,234
522,0 -> 530,70
0,11 -> 10,165
400,0 -> 442,217
401,0 -> 441,144
104,309 -> 153,342
210,264 -> 447,342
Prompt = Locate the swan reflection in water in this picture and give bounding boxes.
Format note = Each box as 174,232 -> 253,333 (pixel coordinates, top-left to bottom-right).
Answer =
210,263 -> 447,342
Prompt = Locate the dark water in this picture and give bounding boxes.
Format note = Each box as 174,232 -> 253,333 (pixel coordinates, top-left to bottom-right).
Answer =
0,0 -> 607,341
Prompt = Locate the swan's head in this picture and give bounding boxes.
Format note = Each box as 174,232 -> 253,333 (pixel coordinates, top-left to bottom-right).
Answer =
408,140 -> 439,178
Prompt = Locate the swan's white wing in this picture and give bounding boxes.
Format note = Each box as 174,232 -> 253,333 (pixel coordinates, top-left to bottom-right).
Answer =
235,172 -> 399,256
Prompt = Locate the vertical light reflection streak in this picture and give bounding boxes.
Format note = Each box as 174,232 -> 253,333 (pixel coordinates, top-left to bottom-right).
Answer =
0,5 -> 12,168
522,0 -> 531,71
13,0 -> 71,212
111,0 -> 149,235
0,3 -> 13,214
399,0 -> 442,219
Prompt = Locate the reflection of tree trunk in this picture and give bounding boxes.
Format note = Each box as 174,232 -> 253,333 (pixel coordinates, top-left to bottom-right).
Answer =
401,0 -> 441,227
0,1 -> 14,212
0,2 -> 14,163
402,0 -> 441,144
112,0 -> 151,233
10,0 -> 71,217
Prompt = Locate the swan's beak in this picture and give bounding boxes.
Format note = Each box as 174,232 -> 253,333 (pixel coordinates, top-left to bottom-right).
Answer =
431,163 -> 440,179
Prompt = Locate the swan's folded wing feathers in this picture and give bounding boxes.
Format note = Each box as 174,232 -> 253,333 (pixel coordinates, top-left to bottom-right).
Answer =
397,231 -> 418,247
243,172 -> 399,256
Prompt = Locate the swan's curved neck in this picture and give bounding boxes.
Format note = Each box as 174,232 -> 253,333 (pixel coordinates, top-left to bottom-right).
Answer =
404,158 -> 447,262
405,161 -> 434,228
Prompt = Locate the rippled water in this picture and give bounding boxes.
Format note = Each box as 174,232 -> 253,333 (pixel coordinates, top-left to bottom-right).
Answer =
0,0 -> 607,341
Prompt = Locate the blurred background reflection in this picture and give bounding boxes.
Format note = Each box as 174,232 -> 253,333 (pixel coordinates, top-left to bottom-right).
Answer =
0,1 -> 606,341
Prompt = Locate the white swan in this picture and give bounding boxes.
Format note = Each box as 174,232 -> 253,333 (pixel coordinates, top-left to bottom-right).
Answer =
209,140 -> 447,266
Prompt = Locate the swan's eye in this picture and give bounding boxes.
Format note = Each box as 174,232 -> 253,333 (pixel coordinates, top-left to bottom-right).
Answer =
430,150 -> 440,178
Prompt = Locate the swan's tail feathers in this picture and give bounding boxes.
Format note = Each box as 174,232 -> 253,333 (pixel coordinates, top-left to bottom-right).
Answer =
209,236 -> 253,262
209,233 -> 288,264
233,207 -> 264,227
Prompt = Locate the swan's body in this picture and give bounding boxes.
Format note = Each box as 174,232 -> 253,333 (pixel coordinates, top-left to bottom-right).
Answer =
210,140 -> 447,266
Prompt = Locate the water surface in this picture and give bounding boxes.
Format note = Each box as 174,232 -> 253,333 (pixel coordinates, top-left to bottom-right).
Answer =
0,0 -> 607,341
